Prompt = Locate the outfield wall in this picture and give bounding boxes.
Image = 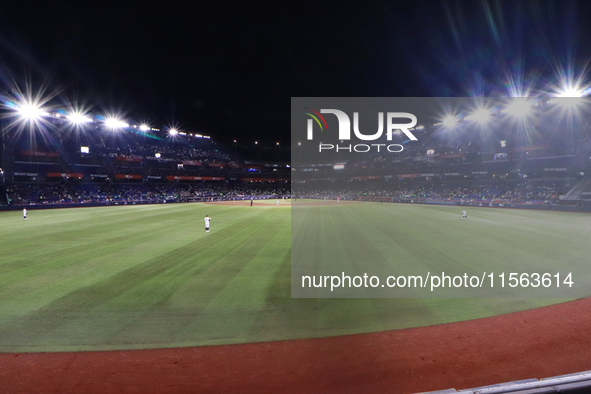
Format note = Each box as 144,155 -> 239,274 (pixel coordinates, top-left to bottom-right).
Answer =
0,196 -> 288,211
0,201 -> 175,211
455,200 -> 587,212
406,199 -> 588,212
2,196 -> 588,213
299,196 -> 591,213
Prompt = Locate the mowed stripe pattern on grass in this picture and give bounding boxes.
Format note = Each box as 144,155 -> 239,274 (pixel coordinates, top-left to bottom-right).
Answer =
292,202 -> 591,297
0,203 -> 290,351
0,202 -> 580,352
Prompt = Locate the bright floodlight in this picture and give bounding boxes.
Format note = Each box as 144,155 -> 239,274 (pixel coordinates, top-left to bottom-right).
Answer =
139,124 -> 150,132
169,128 -> 179,135
503,100 -> 532,117
104,118 -> 129,129
548,83 -> 589,109
16,102 -> 48,121
465,108 -> 492,123
553,79 -> 591,98
555,86 -> 586,98
547,97 -> 585,109
442,115 -> 457,127
67,112 -> 92,125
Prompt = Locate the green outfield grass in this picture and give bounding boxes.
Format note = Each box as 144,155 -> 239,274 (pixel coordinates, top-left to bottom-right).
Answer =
0,201 -> 582,352
291,201 -> 591,298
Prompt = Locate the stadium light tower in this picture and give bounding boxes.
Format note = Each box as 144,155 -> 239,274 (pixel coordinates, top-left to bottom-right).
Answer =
16,102 -> 48,121
67,112 -> 92,125
169,128 -> 179,136
555,86 -> 586,98
104,117 -> 129,129
442,115 -> 458,128
551,72 -> 591,98
547,81 -> 590,109
139,124 -> 150,132
465,108 -> 492,123
547,97 -> 586,110
503,99 -> 533,118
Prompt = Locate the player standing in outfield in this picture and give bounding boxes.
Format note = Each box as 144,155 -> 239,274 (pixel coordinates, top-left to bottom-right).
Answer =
276,199 -> 279,205
461,210 -> 467,220
204,215 -> 211,232
23,208 -> 27,220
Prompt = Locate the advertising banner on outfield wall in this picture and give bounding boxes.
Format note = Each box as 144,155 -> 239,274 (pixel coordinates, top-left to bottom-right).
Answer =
291,97 -> 591,298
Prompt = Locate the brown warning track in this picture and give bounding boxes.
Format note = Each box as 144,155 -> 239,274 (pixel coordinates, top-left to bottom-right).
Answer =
1,298 -> 590,393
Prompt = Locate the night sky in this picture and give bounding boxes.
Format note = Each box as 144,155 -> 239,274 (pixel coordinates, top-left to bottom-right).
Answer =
1,1 -> 590,145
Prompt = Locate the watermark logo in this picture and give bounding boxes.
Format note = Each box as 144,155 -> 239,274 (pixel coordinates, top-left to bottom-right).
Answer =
303,108 -> 329,135
303,108 -> 418,152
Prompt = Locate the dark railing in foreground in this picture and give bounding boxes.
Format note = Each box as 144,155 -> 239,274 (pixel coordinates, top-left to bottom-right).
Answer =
422,369 -> 591,393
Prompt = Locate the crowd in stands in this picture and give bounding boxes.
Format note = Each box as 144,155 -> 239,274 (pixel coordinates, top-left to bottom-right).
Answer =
101,143 -> 239,165
5,182 -> 290,206
7,178 -> 572,207
294,179 -> 572,205
4,106 -> 590,210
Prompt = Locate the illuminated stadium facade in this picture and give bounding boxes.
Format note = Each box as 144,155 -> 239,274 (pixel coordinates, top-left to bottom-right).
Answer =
4,93 -> 591,209
292,96 -> 591,211
0,96 -> 290,207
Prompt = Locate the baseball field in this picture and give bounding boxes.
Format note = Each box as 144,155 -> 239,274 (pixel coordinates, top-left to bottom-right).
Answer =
0,200 -> 586,353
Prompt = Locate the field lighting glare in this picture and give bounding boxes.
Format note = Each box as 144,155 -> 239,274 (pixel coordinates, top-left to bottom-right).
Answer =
67,112 -> 92,125
16,103 -> 48,120
553,82 -> 589,98
547,97 -> 585,110
169,128 -> 179,135
104,118 -> 129,129
139,124 -> 150,132
465,108 -> 492,123
547,83 -> 589,109
503,100 -> 532,117
442,116 -> 457,127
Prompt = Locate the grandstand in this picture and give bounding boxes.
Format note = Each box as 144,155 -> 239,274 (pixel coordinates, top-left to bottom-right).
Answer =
0,108 -> 290,208
4,97 -> 591,211
292,98 -> 591,211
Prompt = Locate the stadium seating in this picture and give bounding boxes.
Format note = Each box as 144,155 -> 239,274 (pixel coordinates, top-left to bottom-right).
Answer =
0,117 -> 289,206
